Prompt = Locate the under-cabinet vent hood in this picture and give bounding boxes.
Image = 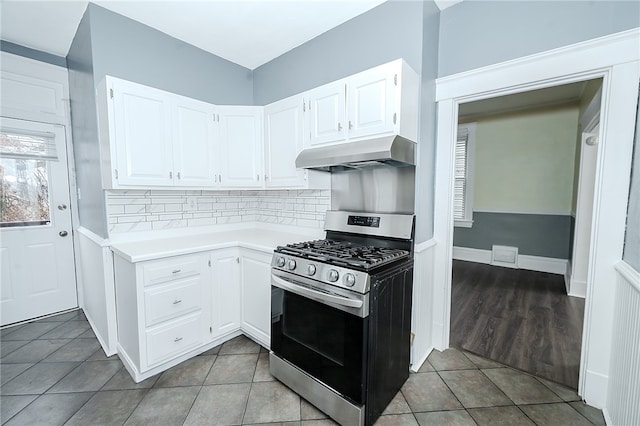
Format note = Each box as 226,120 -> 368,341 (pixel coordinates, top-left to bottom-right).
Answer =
295,135 -> 416,171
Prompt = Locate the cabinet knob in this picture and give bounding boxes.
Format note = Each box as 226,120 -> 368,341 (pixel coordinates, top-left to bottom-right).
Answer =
219,174 -> 222,182
348,121 -> 353,130
169,171 -> 173,179
177,172 -> 181,179
172,269 -> 181,274
337,122 -> 342,131
173,299 -> 182,305
174,337 -> 183,343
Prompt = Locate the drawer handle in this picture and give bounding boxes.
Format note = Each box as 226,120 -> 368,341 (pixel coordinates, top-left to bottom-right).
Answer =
174,337 -> 183,343
173,299 -> 182,305
172,269 -> 181,274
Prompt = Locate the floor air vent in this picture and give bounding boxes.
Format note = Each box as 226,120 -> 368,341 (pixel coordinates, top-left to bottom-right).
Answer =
491,245 -> 519,268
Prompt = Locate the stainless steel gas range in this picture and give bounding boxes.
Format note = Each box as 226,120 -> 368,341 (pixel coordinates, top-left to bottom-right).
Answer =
270,210 -> 414,426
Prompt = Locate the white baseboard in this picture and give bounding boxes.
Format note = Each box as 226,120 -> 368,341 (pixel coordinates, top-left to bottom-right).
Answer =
569,278 -> 587,298
453,246 -> 568,275
410,345 -> 434,373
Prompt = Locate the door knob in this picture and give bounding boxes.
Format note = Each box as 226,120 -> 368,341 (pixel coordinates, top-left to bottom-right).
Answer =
59,230 -> 68,237
57,204 -> 67,210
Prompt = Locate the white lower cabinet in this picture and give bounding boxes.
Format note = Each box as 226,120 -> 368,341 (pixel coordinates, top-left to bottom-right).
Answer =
211,248 -> 241,336
240,249 -> 272,348
113,246 -> 272,382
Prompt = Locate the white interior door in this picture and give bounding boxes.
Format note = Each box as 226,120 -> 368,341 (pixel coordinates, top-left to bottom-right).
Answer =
0,117 -> 77,325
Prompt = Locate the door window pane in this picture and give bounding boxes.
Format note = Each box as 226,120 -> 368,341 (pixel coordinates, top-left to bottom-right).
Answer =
0,157 -> 51,227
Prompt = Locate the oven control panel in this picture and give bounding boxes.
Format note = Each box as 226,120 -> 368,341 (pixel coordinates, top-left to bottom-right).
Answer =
271,255 -> 371,294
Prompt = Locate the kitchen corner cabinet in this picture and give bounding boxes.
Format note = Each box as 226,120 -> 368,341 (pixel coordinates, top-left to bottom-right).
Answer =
306,59 -> 419,148
113,252 -> 211,380
264,95 -> 330,189
240,249 -> 272,347
113,246 -> 273,381
217,106 -> 264,188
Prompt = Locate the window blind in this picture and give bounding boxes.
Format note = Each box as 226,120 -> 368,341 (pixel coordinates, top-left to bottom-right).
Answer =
453,128 -> 468,220
0,129 -> 58,161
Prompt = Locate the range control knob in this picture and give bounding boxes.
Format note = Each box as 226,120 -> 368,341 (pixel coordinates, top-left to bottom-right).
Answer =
344,273 -> 356,287
287,259 -> 297,270
328,269 -> 339,282
276,256 -> 285,267
307,264 -> 317,276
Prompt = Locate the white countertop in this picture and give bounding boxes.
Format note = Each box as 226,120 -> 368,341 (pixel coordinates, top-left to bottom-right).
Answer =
110,223 -> 324,263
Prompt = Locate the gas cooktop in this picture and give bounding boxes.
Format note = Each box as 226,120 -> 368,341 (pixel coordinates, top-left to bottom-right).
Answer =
275,239 -> 410,271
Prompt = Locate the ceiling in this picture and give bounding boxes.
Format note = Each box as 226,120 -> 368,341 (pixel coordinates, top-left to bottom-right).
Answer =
0,1 -> 461,70
458,81 -> 594,120
0,0 -> 463,70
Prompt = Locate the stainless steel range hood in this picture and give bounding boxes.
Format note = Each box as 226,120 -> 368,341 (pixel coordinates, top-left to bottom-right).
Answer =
295,135 -> 416,171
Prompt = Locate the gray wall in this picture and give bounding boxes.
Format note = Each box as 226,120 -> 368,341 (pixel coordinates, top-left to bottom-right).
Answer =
453,212 -> 574,259
438,1 -> 640,77
252,0 -> 424,106
623,89 -> 640,271
252,0 -> 432,240
0,40 -> 67,68
67,8 -> 108,238
415,1 -> 440,242
88,4 -> 253,105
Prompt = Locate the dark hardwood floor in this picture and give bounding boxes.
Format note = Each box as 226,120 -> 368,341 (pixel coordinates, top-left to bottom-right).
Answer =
450,260 -> 585,389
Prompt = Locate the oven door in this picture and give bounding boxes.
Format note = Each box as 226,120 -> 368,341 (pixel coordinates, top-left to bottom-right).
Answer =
271,271 -> 369,405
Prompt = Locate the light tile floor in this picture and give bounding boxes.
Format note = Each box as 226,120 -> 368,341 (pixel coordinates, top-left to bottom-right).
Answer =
0,310 -> 606,425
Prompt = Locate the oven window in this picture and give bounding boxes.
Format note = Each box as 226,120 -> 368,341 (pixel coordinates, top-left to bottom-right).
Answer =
282,292 -> 345,366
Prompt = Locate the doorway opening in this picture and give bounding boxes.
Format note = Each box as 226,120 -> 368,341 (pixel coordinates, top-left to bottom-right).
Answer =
448,78 -> 603,389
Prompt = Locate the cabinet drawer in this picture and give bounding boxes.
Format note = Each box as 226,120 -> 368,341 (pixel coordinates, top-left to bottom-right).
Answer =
144,276 -> 202,326
142,256 -> 202,287
145,313 -> 203,367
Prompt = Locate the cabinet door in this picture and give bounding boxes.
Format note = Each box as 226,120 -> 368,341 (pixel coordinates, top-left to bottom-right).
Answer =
211,248 -> 241,337
264,95 -> 306,188
110,78 -> 174,186
240,250 -> 272,347
218,106 -> 263,188
346,64 -> 397,140
173,97 -> 218,187
307,80 -> 346,146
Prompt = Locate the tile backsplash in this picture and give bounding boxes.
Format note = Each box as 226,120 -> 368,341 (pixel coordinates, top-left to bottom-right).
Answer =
106,189 -> 331,235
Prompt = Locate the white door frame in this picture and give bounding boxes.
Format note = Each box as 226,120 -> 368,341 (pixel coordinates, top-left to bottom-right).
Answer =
1,52 -> 81,319
432,29 -> 640,408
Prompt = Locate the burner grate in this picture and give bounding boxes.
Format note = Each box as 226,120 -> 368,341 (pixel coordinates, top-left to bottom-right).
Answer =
277,239 -> 410,270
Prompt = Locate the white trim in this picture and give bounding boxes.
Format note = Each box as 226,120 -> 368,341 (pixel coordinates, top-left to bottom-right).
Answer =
568,278 -> 587,299
614,261 -> 640,292
472,208 -> 574,216
452,246 -> 492,264
433,29 -> 640,408
453,219 -> 473,228
452,246 -> 568,275
77,226 -> 111,247
518,254 -> 566,275
436,28 -> 640,101
415,238 -> 437,253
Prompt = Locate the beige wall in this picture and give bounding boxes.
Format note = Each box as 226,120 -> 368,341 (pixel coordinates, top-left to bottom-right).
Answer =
466,104 -> 580,214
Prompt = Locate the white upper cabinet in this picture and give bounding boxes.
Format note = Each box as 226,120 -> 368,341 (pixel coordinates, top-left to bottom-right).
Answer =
101,76 -> 217,188
264,95 -> 330,189
264,95 -> 306,187
109,78 -> 174,186
173,96 -> 218,187
347,64 -> 396,140
217,106 -> 263,188
308,80 -> 347,146
304,59 -> 419,148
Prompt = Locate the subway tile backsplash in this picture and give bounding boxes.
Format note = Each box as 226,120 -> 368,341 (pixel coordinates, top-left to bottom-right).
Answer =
106,189 -> 331,235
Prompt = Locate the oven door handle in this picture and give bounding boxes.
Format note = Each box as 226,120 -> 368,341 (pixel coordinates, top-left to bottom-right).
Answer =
271,275 -> 364,309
